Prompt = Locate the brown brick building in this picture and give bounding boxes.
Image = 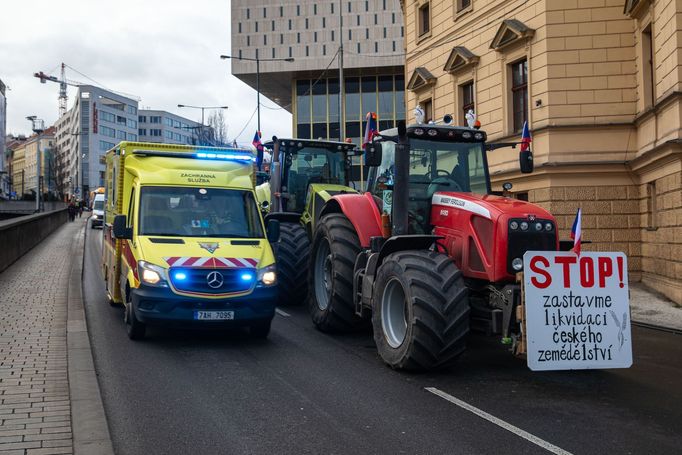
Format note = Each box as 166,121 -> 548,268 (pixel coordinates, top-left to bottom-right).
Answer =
401,0 -> 681,304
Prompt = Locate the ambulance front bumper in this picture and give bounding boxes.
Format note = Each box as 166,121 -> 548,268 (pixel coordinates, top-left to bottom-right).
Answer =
130,284 -> 277,326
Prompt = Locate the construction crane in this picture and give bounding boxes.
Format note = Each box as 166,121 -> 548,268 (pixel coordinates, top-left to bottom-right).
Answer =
34,63 -> 84,117
34,63 -> 140,117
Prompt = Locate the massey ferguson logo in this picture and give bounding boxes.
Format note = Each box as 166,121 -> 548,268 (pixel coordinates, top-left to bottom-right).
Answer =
528,214 -> 537,221
198,242 -> 220,254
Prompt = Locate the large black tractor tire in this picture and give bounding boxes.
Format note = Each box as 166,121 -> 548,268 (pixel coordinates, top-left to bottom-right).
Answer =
276,222 -> 310,306
372,251 -> 470,371
308,213 -> 365,332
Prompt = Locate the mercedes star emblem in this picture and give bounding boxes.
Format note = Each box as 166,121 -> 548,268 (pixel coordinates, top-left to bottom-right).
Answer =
206,271 -> 224,289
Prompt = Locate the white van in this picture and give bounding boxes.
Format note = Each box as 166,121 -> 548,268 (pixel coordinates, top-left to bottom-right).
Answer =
91,193 -> 105,229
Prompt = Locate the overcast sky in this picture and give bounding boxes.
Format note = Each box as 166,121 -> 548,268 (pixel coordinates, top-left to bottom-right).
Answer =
1,0 -> 292,143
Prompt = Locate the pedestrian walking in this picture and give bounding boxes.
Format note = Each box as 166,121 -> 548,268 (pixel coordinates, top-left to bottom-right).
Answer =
68,202 -> 76,222
78,201 -> 84,218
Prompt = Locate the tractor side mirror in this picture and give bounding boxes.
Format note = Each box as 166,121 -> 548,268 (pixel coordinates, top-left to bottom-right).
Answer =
519,150 -> 534,174
266,219 -> 280,243
113,215 -> 132,240
365,142 -> 383,167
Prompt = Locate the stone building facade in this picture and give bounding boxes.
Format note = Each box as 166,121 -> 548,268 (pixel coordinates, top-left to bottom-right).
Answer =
402,0 -> 681,304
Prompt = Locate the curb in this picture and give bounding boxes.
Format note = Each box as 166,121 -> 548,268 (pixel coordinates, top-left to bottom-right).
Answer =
67,220 -> 115,454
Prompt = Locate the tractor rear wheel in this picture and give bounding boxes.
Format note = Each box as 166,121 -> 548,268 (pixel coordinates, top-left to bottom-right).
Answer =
308,213 -> 365,332
276,222 -> 310,306
372,251 -> 470,371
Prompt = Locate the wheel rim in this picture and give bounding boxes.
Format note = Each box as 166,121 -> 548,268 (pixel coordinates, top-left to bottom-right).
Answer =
314,238 -> 332,311
381,277 -> 408,348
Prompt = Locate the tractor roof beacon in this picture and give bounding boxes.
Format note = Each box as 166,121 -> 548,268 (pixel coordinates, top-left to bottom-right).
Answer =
309,120 -> 561,371
256,137 -> 360,306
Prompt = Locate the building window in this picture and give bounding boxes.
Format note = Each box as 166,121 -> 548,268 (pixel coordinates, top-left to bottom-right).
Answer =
150,116 -> 161,124
314,31 -> 318,42
348,2 -> 351,13
280,6 -> 283,16
366,28 -> 369,39
357,15 -> 360,26
128,133 -> 137,141
392,41 -> 396,52
383,27 -> 387,39
323,44 -> 326,55
272,20 -> 275,31
255,22 -> 258,32
264,35 -> 267,45
272,48 -> 276,58
457,0 -> 472,12
280,34 -> 283,44
357,42 -> 361,53
239,49 -> 242,59
323,17 -> 326,28
331,3 -> 334,14
246,8 -> 250,19
117,130 -> 127,140
374,42 -> 378,53
331,30 -> 335,41
138,128 -> 146,136
247,36 -> 250,46
375,14 -> 378,25
263,7 -> 266,17
461,81 -> 475,125
138,115 -> 146,123
511,59 -> 528,132
238,23 -> 242,33
289,47 -> 292,58
314,4 -> 317,14
392,12 -> 395,24
365,1 -> 369,12
289,19 -> 292,30
348,29 -> 352,40
418,3 -> 430,37
306,45 -> 309,57
297,5 -> 300,15
422,98 -> 433,123
305,18 -> 309,29
297,33 -> 300,43
642,24 -> 655,107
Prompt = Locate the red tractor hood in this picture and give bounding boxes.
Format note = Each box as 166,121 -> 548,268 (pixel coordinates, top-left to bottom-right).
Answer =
431,192 -> 553,221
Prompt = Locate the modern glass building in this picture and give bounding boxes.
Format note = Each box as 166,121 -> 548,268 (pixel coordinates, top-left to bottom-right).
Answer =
231,0 -> 406,143
295,74 -> 405,143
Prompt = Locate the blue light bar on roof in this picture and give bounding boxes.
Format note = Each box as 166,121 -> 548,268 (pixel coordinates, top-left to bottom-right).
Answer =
195,152 -> 255,162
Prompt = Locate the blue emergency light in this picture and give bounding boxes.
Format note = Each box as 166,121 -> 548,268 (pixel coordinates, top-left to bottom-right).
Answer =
174,272 -> 188,281
240,272 -> 254,282
196,151 -> 254,161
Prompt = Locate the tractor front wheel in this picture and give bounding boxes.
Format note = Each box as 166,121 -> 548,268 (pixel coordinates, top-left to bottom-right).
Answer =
372,251 -> 470,371
308,213 -> 365,332
275,222 -> 310,306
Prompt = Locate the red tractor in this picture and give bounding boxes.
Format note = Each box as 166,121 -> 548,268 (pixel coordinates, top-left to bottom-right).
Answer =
308,122 -> 559,370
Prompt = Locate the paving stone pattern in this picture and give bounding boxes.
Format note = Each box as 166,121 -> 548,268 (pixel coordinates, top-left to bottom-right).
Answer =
0,220 -> 82,454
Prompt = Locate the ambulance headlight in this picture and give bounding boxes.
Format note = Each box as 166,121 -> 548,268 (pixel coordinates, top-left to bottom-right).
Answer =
92,214 -> 98,220
512,258 -> 524,271
138,261 -> 168,287
257,264 -> 277,286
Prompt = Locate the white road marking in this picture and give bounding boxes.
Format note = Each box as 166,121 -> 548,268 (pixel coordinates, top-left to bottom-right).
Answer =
425,387 -> 573,455
275,308 -> 290,317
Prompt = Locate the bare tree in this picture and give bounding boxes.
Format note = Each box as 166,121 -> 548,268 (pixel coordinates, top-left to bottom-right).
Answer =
207,110 -> 228,146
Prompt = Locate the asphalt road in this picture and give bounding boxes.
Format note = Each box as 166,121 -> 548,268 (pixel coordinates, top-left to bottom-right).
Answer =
83,221 -> 682,455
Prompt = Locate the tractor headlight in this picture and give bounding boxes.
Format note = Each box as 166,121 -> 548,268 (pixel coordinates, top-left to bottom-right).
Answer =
545,222 -> 553,231
520,221 -> 529,231
512,258 -> 524,271
534,222 -> 543,231
138,261 -> 169,287
257,264 -> 277,286
510,221 -> 519,230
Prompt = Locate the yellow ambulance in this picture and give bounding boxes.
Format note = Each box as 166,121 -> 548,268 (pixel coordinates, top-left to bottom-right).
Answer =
102,142 -> 279,340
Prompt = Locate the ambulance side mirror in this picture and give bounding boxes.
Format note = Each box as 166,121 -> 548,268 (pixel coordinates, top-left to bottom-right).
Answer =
266,219 -> 280,243
113,215 -> 132,240
365,142 -> 382,167
520,150 -> 534,174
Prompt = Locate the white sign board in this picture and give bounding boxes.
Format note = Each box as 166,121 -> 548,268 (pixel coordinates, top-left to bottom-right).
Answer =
523,251 -> 632,371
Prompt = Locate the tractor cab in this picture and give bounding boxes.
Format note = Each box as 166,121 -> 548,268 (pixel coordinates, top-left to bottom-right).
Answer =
367,125 -> 490,233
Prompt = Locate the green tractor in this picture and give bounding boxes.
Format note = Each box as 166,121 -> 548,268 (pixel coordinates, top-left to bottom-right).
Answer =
257,138 -> 360,305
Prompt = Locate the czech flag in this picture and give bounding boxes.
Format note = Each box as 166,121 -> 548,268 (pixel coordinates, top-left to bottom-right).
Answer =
252,130 -> 263,169
520,121 -> 531,153
570,208 -> 582,255
363,112 -> 379,149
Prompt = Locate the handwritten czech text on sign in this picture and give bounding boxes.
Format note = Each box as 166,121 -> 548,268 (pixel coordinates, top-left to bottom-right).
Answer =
523,251 -> 632,371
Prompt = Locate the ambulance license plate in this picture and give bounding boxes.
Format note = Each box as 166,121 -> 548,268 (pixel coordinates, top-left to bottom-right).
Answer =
195,311 -> 234,320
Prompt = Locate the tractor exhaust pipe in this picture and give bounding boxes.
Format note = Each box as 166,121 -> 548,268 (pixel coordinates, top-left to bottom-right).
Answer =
392,121 -> 409,236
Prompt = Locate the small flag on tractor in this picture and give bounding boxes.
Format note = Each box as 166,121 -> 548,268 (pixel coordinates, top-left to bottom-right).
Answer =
252,130 -> 264,170
520,121 -> 531,153
363,112 -> 379,149
571,208 -> 582,255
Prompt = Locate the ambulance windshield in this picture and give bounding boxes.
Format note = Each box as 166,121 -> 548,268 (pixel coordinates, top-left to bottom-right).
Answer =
138,187 -> 264,238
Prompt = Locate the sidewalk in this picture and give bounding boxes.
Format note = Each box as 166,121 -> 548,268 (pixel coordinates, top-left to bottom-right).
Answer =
630,283 -> 682,332
0,216 -> 112,454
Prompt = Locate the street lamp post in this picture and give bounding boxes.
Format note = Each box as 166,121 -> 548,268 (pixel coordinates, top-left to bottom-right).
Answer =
177,105 -> 228,146
26,116 -> 45,212
219,54 -> 295,135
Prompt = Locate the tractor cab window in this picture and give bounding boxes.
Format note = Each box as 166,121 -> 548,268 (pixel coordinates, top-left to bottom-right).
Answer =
282,146 -> 347,212
368,138 -> 488,233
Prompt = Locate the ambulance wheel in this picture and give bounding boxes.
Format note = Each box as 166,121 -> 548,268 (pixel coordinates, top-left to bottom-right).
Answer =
309,213 -> 365,332
249,320 -> 271,339
276,222 -> 310,306
372,251 -> 470,371
125,301 -> 146,340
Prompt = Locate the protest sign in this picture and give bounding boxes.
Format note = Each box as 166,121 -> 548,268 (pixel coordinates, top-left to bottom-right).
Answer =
523,251 -> 632,371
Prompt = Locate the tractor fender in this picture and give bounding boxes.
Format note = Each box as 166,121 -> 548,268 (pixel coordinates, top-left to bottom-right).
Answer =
319,193 -> 382,248
364,235 -> 443,279
264,212 -> 301,224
